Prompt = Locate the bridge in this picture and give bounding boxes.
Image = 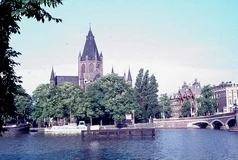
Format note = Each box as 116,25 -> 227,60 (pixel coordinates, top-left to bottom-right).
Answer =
152,108 -> 238,130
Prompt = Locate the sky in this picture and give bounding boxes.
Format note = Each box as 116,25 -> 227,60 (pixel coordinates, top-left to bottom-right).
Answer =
10,0 -> 238,95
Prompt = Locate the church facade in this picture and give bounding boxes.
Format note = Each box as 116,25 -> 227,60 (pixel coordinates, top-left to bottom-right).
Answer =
50,28 -> 132,90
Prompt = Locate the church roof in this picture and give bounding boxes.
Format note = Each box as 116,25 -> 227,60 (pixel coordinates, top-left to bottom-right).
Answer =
80,28 -> 102,61
55,76 -> 78,86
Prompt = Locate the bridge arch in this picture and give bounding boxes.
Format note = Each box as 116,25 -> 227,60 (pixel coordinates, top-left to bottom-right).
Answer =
225,118 -> 236,128
190,121 -> 210,129
211,119 -> 224,129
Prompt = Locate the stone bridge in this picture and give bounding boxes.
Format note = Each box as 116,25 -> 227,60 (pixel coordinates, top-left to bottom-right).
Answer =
152,108 -> 238,130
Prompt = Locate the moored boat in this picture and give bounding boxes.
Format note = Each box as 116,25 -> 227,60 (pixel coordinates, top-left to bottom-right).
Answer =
44,122 -> 87,135
3,123 -> 31,135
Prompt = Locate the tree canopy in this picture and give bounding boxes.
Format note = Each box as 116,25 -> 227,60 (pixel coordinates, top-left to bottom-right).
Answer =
85,74 -> 140,124
181,101 -> 192,117
134,69 -> 159,120
0,0 -> 62,135
158,93 -> 171,118
197,85 -> 216,116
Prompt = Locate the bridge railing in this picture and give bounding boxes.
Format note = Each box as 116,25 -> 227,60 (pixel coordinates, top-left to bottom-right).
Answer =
153,112 -> 235,122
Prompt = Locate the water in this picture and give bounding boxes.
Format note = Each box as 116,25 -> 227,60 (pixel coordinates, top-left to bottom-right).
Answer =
0,129 -> 238,160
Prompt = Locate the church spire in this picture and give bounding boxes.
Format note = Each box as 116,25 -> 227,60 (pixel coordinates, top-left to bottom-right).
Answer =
127,68 -> 132,82
78,51 -> 81,59
81,28 -> 101,61
50,66 -> 55,85
50,66 -> 55,80
111,67 -> 114,74
126,68 -> 132,86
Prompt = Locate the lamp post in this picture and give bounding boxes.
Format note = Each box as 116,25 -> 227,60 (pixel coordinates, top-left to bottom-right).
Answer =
132,110 -> 135,125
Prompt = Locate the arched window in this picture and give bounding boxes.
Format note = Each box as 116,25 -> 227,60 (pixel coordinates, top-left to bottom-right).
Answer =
97,63 -> 100,69
89,63 -> 94,73
81,64 -> 85,73
93,74 -> 101,81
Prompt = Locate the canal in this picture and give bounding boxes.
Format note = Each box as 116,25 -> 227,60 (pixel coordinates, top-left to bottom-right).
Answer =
0,129 -> 238,160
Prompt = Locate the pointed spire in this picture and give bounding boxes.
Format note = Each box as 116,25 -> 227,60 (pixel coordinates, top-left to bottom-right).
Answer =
50,66 -> 55,80
111,67 -> 114,74
78,51 -> 81,58
127,68 -> 132,82
89,23 -> 91,31
81,28 -> 101,61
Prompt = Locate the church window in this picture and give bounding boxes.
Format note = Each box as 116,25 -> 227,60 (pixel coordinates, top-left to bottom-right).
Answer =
89,63 -> 94,72
97,63 -> 100,69
81,64 -> 85,73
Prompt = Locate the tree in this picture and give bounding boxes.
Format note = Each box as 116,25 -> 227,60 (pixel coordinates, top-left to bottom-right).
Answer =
197,85 -> 216,116
85,74 -> 140,125
134,69 -> 159,120
14,86 -> 32,123
0,0 -> 62,135
31,84 -> 59,124
158,93 -> 171,118
57,83 -> 85,123
181,101 -> 192,117
147,74 -> 159,118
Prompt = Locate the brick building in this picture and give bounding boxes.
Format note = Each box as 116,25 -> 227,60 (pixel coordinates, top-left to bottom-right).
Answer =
50,28 -> 132,90
213,81 -> 238,113
170,79 -> 202,118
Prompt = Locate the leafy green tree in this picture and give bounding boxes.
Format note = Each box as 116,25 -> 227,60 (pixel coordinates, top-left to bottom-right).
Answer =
134,69 -> 159,120
32,84 -> 57,124
181,101 -> 192,117
147,74 -> 159,118
85,74 -> 140,124
14,86 -> 32,123
57,83 -> 85,123
197,85 -> 216,116
158,93 -> 171,118
0,0 -> 62,135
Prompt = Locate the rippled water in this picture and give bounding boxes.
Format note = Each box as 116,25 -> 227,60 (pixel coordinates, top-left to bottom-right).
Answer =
0,129 -> 238,160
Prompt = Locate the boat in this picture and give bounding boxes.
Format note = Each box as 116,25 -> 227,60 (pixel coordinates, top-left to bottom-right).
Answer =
44,122 -> 87,135
3,123 -> 31,134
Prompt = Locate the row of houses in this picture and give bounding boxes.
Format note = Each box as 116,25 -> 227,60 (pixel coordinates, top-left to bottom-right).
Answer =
170,79 -> 238,118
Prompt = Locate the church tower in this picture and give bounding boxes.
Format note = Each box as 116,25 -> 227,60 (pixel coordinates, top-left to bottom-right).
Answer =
78,27 -> 103,90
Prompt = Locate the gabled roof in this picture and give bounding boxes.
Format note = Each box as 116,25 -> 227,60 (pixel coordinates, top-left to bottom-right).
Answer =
80,28 -> 101,61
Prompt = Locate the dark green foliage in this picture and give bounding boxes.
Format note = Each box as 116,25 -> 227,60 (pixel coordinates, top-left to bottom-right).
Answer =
31,84 -> 57,123
147,75 -> 159,118
158,93 -> 171,118
14,86 -> 32,122
0,0 -> 62,135
85,74 -> 140,124
32,83 -> 85,124
197,85 -> 216,116
134,69 -> 159,120
181,101 -> 192,117
58,83 -> 85,121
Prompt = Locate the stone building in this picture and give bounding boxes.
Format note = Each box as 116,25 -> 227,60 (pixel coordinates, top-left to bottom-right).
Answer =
170,79 -> 202,118
50,28 -> 132,90
213,81 -> 238,113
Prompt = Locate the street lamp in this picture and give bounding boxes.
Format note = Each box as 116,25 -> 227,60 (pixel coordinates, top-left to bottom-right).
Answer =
131,110 -> 135,125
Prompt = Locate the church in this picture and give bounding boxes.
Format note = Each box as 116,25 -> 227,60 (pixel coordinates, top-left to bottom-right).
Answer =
50,27 -> 132,90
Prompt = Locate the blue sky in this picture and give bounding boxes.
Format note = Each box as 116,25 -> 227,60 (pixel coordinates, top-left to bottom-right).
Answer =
11,0 -> 238,95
